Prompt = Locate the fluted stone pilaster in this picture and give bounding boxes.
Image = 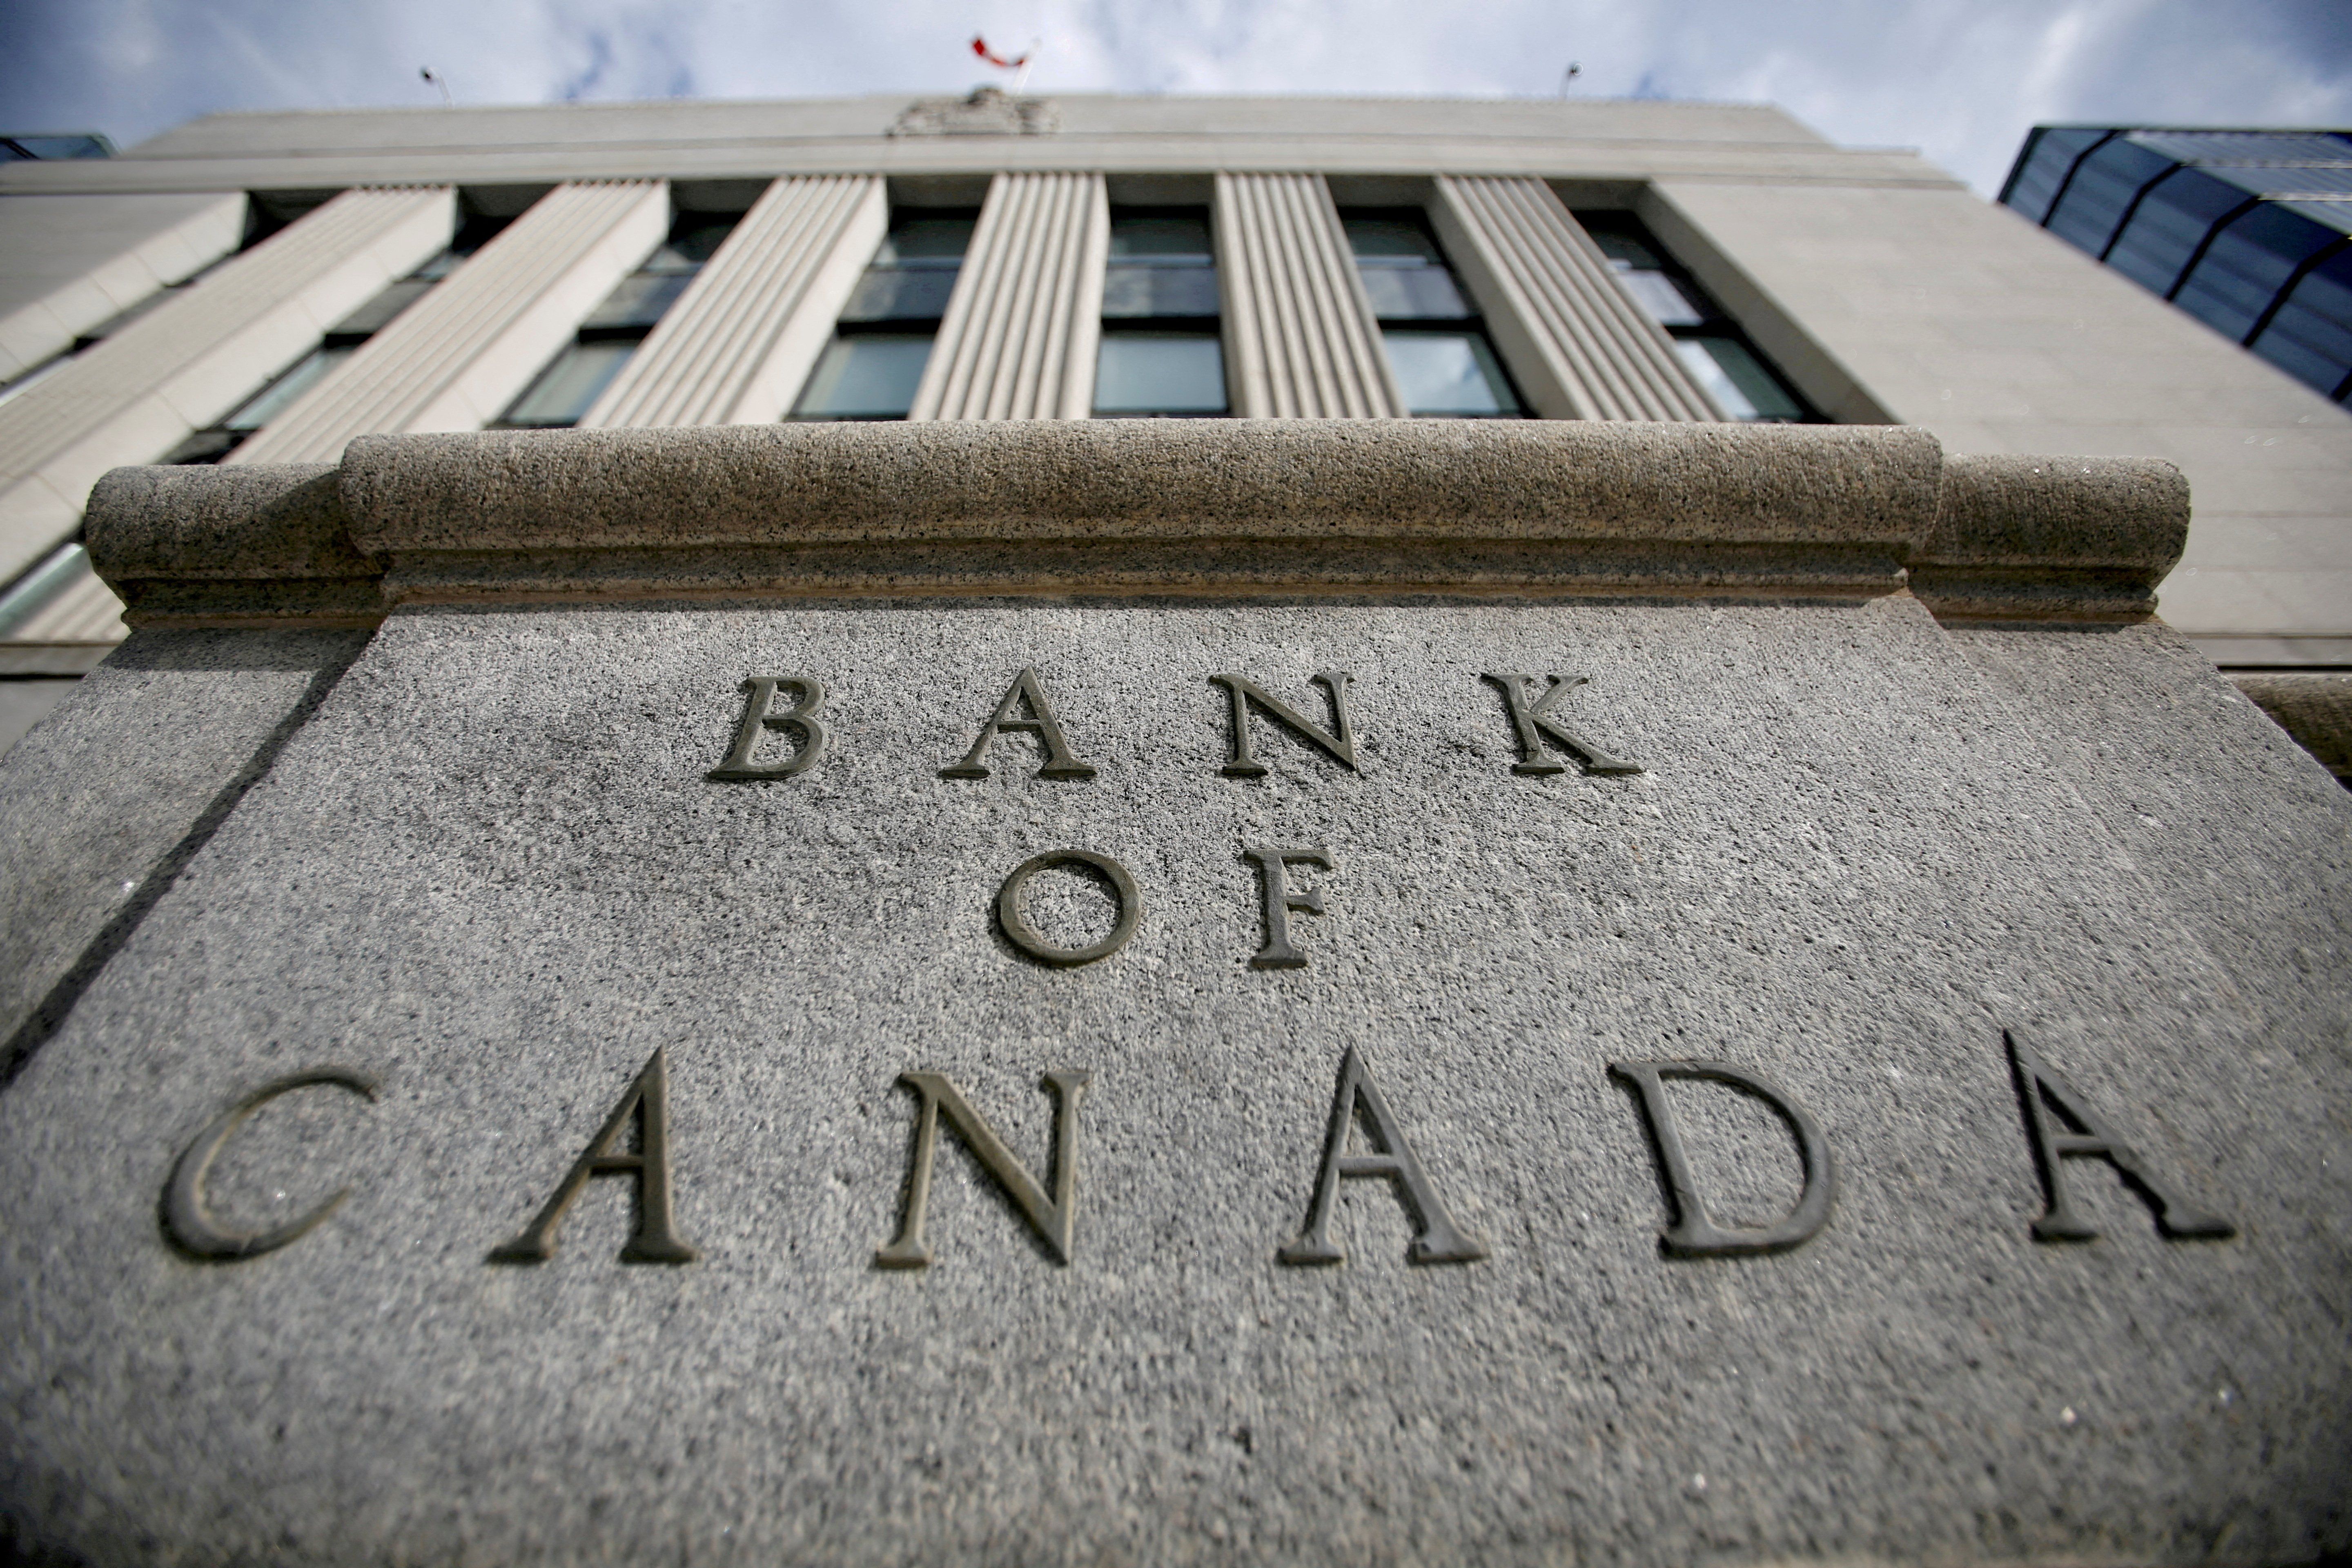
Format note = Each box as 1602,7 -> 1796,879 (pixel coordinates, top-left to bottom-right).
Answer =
583,176 -> 886,428
1215,172 -> 1401,419
0,185 -> 454,584
231,181 -> 669,464
1433,175 -> 1722,422
910,172 -> 1106,422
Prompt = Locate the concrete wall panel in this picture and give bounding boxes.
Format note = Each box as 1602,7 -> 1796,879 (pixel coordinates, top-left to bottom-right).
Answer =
0,192 -> 248,381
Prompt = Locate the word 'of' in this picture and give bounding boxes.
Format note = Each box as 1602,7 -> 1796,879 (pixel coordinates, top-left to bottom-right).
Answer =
165,1033 -> 2233,1268
710,669 -> 1645,782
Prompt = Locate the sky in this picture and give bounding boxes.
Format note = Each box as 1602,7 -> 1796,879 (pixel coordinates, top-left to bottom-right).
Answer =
1,0 -> 2348,196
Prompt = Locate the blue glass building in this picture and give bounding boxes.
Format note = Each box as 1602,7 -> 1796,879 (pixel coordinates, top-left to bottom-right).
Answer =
2001,127 -> 2352,405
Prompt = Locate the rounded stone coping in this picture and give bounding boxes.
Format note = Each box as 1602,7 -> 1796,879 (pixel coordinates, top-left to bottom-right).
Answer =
1926,454 -> 2189,571
84,422 -> 2191,613
335,420 -> 1946,552
87,463 -> 372,581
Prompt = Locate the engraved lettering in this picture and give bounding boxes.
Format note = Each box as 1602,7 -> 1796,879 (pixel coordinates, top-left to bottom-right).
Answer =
709,675 -> 828,780
1483,674 -> 1642,775
876,1069 -> 1093,1268
1279,1048 -> 1487,1266
1609,1059 -> 1836,1256
941,666 -> 1098,780
489,1049 -> 698,1264
1243,845 -> 1333,969
2006,1030 -> 2233,1242
996,849 -> 1141,966
165,1068 -> 379,1260
1211,672 -> 1359,776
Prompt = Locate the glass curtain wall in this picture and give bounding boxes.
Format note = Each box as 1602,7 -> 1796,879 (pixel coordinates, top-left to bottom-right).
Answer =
792,209 -> 977,420
167,211 -> 514,463
494,210 -> 739,429
2000,128 -> 2352,405
1574,211 -> 1814,423
1341,211 -> 1521,417
1092,208 -> 1227,416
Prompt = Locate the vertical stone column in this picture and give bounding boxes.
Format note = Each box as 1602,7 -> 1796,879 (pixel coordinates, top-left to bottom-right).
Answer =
230,181 -> 669,464
1431,176 -> 1722,423
910,172 -> 1107,422
581,176 -> 887,428
0,187 -> 454,585
1214,172 -> 1402,419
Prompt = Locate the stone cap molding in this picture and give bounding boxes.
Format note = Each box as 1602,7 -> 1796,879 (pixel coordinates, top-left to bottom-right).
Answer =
85,420 -> 2187,627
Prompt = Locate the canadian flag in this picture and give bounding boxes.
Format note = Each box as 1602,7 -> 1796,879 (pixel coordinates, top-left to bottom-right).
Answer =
971,35 -> 1031,69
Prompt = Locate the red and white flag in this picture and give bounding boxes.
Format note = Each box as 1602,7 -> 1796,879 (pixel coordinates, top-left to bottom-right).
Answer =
971,35 -> 1031,69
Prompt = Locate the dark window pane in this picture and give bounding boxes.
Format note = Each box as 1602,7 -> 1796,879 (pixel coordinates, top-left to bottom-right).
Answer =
1588,229 -> 1668,271
660,218 -> 737,267
1613,270 -> 1705,326
1094,332 -> 1227,414
841,267 -> 961,323
412,214 -> 514,280
1102,262 -> 1222,319
876,216 -> 976,263
499,340 -> 637,427
2045,139 -> 2177,256
2176,205 -> 2345,339
327,277 -> 434,340
223,346 -> 354,431
794,334 -> 933,418
163,429 -> 243,464
2104,169 -> 2250,295
1343,217 -> 1445,263
1110,214 -> 1212,259
2002,127 -> 2110,224
1673,336 -> 1804,421
1357,265 -> 1469,320
1384,330 -> 1520,416
2249,250 -> 2352,395
582,271 -> 694,332
8,134 -> 112,160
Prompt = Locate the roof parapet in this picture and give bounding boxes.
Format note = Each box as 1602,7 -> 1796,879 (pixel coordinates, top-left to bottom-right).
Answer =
84,421 -> 2185,626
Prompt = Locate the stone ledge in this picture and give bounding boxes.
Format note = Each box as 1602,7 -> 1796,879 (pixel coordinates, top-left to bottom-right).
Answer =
83,421 -> 2188,625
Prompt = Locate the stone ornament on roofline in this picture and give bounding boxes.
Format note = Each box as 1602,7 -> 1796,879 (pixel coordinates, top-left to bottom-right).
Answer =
890,85 -> 1061,137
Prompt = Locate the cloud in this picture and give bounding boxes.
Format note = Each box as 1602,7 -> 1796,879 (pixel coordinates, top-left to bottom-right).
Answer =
0,0 -> 2346,194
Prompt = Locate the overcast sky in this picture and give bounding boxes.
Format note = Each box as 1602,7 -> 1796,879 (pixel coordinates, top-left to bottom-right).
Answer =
2,0 -> 2347,195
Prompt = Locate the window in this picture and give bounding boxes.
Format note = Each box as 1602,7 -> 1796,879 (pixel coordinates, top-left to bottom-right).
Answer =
1576,212 -> 1816,423
1094,208 -> 1227,416
496,211 -> 737,429
1342,211 -> 1523,417
0,132 -> 114,160
1998,127 -> 2113,226
793,210 -> 976,420
164,211 -> 514,463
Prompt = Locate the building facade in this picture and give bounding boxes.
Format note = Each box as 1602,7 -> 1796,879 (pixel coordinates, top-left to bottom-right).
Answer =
2000,127 -> 2352,411
1,91 -> 2348,688
3,94 -> 2351,1565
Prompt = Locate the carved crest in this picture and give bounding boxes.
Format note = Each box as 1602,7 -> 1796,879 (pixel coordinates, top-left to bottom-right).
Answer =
889,85 -> 1060,137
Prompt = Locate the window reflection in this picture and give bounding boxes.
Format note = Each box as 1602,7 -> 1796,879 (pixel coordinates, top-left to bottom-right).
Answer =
794,209 -> 976,419
1579,212 -> 1816,423
1094,207 -> 1226,416
1343,209 -> 1522,417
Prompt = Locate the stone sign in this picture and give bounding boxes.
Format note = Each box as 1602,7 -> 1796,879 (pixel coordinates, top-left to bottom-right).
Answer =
1,422 -> 2346,1565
